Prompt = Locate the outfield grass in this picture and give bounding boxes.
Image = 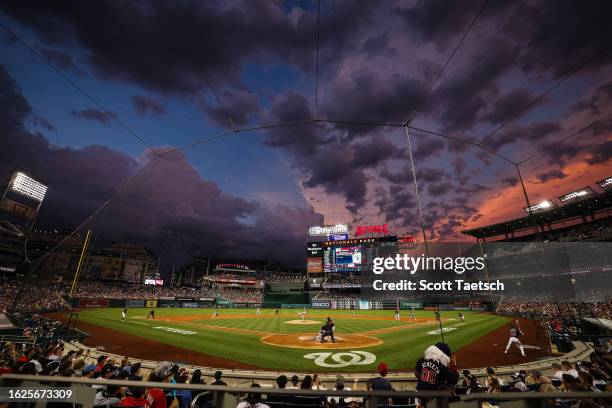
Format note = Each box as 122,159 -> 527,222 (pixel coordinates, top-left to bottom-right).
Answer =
77,308 -> 509,372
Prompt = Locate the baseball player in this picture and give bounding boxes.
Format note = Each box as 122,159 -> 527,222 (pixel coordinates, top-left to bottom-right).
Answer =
320,317 -> 336,343
256,307 -> 261,316
212,308 -> 220,319
505,320 -> 525,356
121,308 -> 127,321
394,308 -> 401,321
147,309 -> 155,320
410,311 -> 417,321
458,313 -> 465,322
298,310 -> 307,321
274,309 -> 279,316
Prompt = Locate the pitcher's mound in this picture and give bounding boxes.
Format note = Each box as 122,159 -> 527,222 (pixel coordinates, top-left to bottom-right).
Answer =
284,320 -> 320,325
260,333 -> 383,349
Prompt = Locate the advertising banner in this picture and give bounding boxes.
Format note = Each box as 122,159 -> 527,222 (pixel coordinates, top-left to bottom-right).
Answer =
312,301 -> 330,308
78,299 -> 109,308
307,257 -> 323,273
126,300 -> 145,307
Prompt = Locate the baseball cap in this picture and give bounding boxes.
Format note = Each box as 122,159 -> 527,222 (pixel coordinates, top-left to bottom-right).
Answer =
154,361 -> 174,378
378,362 -> 388,376
435,342 -> 452,358
83,364 -> 96,374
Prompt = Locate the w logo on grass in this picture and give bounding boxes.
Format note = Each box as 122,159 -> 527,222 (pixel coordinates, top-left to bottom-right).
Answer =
304,351 -> 376,368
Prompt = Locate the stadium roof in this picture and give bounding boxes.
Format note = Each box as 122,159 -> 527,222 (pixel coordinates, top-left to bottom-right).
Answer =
462,188 -> 612,239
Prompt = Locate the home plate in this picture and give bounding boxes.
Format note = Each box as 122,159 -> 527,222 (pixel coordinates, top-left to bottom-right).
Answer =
284,320 -> 321,325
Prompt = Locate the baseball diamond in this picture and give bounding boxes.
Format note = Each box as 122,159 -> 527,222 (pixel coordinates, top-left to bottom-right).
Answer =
47,308 -> 550,372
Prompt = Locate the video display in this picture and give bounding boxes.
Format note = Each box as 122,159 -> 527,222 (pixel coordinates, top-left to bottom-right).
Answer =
324,245 -> 364,272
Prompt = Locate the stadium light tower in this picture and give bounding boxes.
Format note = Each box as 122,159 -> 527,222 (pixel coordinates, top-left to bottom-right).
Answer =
1,170 -> 48,239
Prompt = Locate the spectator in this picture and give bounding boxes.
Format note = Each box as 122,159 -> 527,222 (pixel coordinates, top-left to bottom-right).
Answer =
119,386 -> 148,407
190,369 -> 204,385
267,375 -> 289,403
173,373 -> 193,408
129,362 -> 143,381
367,362 -> 394,406
146,371 -> 175,408
562,360 -> 579,378
552,362 -> 564,380
211,370 -> 227,386
236,383 -> 269,408
95,384 -> 123,407
300,375 -> 313,390
486,368 -> 502,393
312,373 -> 326,390
287,375 -> 299,390
328,375 -> 351,406
578,371 -> 600,392
461,369 -> 481,393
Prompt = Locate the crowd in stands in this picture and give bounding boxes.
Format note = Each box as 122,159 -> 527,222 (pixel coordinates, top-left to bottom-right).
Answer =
497,297 -> 612,320
2,331 -> 610,408
0,276 -> 66,313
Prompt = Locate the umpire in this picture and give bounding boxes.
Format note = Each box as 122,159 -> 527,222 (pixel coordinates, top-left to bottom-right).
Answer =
321,317 -> 335,343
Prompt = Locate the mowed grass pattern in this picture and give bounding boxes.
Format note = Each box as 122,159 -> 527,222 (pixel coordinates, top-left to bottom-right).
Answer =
77,308 -> 509,372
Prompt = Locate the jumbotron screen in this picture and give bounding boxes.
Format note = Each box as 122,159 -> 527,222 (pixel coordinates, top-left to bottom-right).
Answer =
324,245 -> 364,272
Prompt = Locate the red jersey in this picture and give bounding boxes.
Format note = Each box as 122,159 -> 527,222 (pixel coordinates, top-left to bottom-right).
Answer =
120,396 -> 150,407
146,389 -> 166,408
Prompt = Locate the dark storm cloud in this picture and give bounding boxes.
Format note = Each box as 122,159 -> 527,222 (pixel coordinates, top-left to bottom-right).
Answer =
322,72 -> 426,131
427,182 -> 453,197
483,121 -> 561,151
412,137 -> 445,161
352,138 -> 404,168
535,169 -> 567,183
415,167 -> 446,184
501,176 -> 518,187
507,0 -> 612,77
587,140 -> 612,165
41,48 -> 83,75
394,0 -> 488,50
480,89 -> 536,124
432,38 -> 520,131
70,108 -> 117,125
131,95 -> 167,117
374,184 -> 415,224
380,165 -> 413,185
204,88 -> 259,127
0,65 -> 322,266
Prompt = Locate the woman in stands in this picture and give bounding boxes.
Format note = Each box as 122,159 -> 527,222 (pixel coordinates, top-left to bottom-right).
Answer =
486,367 -> 502,393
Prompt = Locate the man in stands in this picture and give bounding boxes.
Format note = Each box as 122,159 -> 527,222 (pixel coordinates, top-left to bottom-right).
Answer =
119,386 -> 148,407
415,342 -> 459,407
367,362 -> 394,406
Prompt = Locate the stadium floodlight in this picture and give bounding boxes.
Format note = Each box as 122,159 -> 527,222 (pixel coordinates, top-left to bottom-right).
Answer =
9,171 -> 48,202
523,200 -> 554,213
597,176 -> 612,189
557,187 -> 595,203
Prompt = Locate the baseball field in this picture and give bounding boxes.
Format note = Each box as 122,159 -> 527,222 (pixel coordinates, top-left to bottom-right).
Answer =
55,308 -> 548,373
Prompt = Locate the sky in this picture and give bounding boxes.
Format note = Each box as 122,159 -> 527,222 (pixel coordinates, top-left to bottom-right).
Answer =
0,0 -> 611,268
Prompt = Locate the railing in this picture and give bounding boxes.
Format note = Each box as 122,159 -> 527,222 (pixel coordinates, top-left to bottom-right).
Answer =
0,374 -> 451,408
2,374 -> 611,408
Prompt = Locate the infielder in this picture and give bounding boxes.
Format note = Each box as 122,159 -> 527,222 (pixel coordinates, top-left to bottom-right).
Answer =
147,309 -> 155,320
121,308 -> 127,321
256,307 -> 261,316
459,312 -> 465,322
505,320 -> 525,356
394,309 -> 400,321
212,308 -> 220,319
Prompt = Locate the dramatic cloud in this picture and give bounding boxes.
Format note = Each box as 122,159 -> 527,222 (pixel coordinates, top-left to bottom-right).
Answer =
0,65 -> 321,266
535,169 -> 568,183
131,95 -> 167,117
70,108 -> 117,125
